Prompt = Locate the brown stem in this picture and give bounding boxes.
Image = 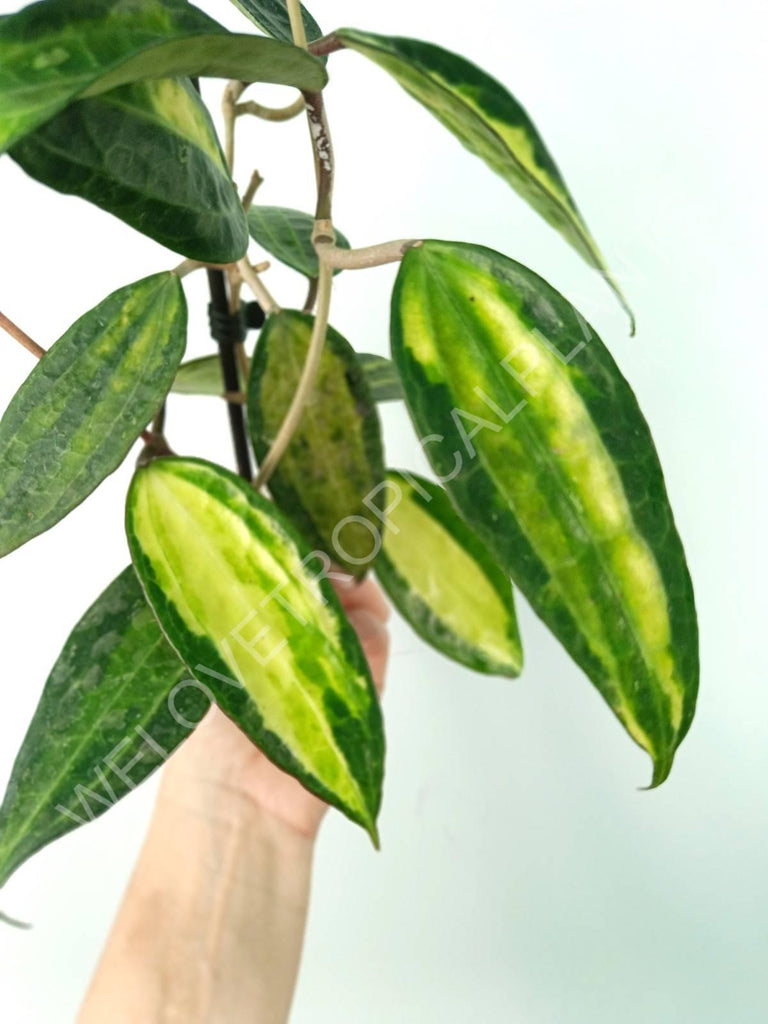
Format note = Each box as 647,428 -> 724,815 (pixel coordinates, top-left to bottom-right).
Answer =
308,33 -> 345,58
0,310 -> 46,360
302,276 -> 319,312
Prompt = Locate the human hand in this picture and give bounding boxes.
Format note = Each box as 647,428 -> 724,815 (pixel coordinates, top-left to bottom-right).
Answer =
158,576 -> 390,841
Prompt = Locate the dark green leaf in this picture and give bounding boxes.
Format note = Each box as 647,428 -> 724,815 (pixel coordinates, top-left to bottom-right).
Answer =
247,205 -> 350,278
11,77 -> 248,263
0,272 -> 187,557
375,470 -> 522,676
126,456 -> 384,843
247,310 -> 385,578
391,240 -> 697,784
0,568 -> 198,889
0,0 -> 327,153
227,0 -> 322,47
338,28 -> 633,330
357,353 -> 403,403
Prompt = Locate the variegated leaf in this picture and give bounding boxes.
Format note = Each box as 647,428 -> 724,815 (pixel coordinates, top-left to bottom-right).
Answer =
375,470 -> 522,676
391,239 -> 698,785
0,568 -> 197,889
338,29 -> 633,329
0,272 -> 187,557
126,457 -> 384,842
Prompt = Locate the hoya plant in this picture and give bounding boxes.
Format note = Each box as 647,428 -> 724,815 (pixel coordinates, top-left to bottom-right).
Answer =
0,0 -> 698,917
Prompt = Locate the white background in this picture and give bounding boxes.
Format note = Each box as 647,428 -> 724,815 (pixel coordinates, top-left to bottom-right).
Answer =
1,0 -> 766,1021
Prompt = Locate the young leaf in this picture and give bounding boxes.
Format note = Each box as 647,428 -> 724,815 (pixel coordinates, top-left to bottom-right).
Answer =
172,354 -> 228,397
357,353 -> 404,403
375,470 -> 522,676
247,206 -> 350,278
391,240 -> 698,785
11,78 -> 249,263
126,457 -> 385,842
0,272 -> 187,557
227,0 -> 322,48
247,311 -> 385,578
0,0 -> 327,153
338,29 -> 633,329
0,568 -> 199,890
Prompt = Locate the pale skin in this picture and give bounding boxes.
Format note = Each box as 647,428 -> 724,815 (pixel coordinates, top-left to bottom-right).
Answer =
78,577 -> 390,1024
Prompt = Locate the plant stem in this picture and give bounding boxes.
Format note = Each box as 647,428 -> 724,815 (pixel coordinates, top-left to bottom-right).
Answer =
235,96 -> 305,122
237,260 -> 280,315
302,276 -> 318,312
308,33 -> 344,58
251,0 -> 336,487
317,236 -> 421,270
0,310 -> 46,360
206,268 -> 253,480
286,0 -> 308,49
253,261 -> 332,489
304,92 -> 334,222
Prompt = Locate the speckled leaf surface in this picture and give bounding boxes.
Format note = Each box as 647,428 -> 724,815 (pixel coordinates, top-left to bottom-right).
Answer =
227,0 -> 322,48
11,77 -> 248,262
0,568 -> 198,889
0,0 -> 327,153
339,29 -> 632,328
391,240 -> 697,784
375,470 -> 522,676
126,457 -> 384,842
247,206 -> 350,278
0,272 -> 187,557
248,311 -> 385,577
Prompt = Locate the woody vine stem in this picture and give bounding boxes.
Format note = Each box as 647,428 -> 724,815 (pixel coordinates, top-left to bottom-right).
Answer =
248,0 -> 420,489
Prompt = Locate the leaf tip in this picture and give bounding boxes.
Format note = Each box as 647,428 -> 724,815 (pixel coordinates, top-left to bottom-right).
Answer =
639,749 -> 674,791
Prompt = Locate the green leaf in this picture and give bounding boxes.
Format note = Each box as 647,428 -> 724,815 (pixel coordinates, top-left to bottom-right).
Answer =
391,240 -> 697,785
247,310 -> 385,578
172,354 -> 227,397
172,349 -> 402,403
0,0 -> 327,153
247,205 -> 350,278
11,77 -> 248,263
126,456 -> 385,842
357,353 -> 404,403
0,568 -> 198,890
338,29 -> 633,331
0,272 -> 187,557
227,0 -> 322,48
375,470 -> 522,676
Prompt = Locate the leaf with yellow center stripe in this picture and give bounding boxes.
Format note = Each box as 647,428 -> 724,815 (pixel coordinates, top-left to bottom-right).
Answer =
126,456 -> 384,843
391,240 -> 698,785
337,29 -> 633,330
374,470 -> 522,676
0,272 -> 186,557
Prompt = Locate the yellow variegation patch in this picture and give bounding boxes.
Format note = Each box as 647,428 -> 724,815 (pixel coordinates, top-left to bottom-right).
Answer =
391,241 -> 698,783
127,457 -> 383,839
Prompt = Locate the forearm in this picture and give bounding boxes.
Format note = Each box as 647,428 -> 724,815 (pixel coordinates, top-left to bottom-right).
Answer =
78,770 -> 314,1024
